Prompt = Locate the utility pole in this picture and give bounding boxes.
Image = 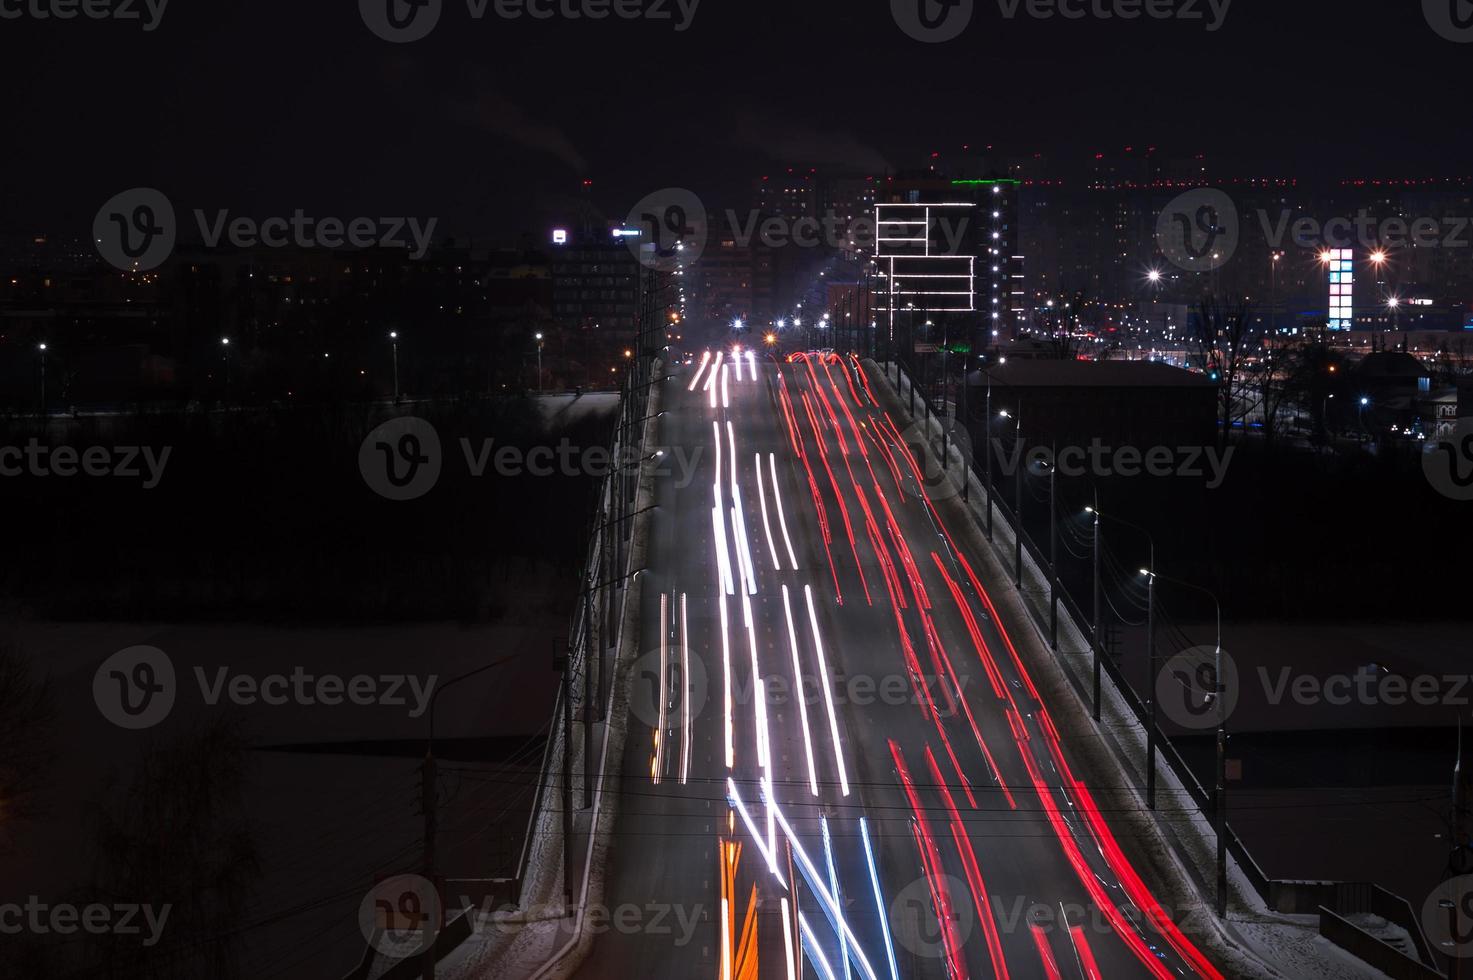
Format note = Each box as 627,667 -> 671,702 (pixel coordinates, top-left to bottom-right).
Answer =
420,751 -> 437,980
561,655 -> 574,912
37,343 -> 48,415
419,654 -> 519,980
390,331 -> 401,403
1048,442 -> 1058,651
985,375 -> 994,541
1091,495 -> 1102,721
1145,565 -> 1157,810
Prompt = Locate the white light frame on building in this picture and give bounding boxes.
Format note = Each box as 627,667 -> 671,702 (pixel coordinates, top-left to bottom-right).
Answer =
1328,247 -> 1354,331
873,203 -> 977,323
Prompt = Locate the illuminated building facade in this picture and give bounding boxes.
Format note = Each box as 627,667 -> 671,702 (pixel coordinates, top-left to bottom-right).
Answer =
1327,247 -> 1354,330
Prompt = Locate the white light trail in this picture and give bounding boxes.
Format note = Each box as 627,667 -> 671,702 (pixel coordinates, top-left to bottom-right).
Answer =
800,914 -> 840,980
726,777 -> 784,880
822,815 -> 852,980
780,898 -> 798,980
713,420 -> 722,497
746,349 -> 757,379
734,348 -> 744,381
768,797 -> 879,980
731,492 -> 758,596
721,363 -> 730,409
781,585 -> 819,796
860,816 -> 901,980
755,453 -> 782,571
707,351 -> 723,409
720,897 -> 732,980
712,500 -> 734,597
655,591 -> 668,783
688,350 -> 712,392
769,453 -> 799,569
679,592 -> 691,785
804,584 -> 850,797
719,591 -> 734,768
726,421 -> 739,499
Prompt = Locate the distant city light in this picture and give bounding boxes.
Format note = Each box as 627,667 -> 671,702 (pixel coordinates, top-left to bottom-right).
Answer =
552,229 -> 568,245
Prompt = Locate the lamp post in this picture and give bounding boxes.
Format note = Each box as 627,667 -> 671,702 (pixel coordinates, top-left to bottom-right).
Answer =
37,343 -> 47,416
1087,496 -> 1102,721
421,654 -> 520,980
999,404 -> 1022,588
220,337 -> 231,405
535,332 -> 545,393
1087,506 -> 1158,806
390,331 -> 401,403
984,373 -> 994,541
1142,568 -> 1227,917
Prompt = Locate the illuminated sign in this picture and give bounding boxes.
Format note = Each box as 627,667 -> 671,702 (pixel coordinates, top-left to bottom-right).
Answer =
552,229 -> 568,245
1327,247 -> 1354,331
611,228 -> 642,239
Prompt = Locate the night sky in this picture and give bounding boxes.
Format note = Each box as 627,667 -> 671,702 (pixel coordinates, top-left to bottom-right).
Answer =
1,0 -> 1466,244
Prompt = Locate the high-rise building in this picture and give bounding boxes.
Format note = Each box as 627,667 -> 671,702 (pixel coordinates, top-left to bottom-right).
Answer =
549,227 -> 641,339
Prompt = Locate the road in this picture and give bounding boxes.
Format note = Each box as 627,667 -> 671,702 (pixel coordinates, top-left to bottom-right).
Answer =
573,349 -> 1226,979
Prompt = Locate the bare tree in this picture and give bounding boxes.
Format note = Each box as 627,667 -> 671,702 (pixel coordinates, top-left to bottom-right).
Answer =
1037,288 -> 1090,359
84,721 -> 261,980
1192,296 -> 1260,442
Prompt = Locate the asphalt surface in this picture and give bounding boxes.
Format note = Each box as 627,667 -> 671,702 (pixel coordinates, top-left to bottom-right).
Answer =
572,350 -> 1226,980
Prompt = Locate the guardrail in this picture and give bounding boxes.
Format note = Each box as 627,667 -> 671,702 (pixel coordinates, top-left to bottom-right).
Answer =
876,355 -> 1445,979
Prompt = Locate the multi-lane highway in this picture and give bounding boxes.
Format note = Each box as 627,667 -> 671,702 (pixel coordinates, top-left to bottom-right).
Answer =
575,349 -> 1225,979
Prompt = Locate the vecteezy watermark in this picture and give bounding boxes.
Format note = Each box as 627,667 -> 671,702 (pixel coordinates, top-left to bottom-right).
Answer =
1157,645 -> 1238,730
1424,0 -> 1473,43
892,0 -> 1229,43
0,440 -> 171,488
0,897 -> 172,947
1159,647 -> 1473,727
991,439 -> 1235,489
93,646 -> 439,729
1424,876 -> 1473,959
93,188 -> 438,271
359,875 -> 442,959
0,0 -> 169,30
359,416 -> 704,501
1157,187 -> 1239,272
897,415 -> 973,503
891,876 -> 1203,958
625,187 -> 709,271
93,646 -> 176,730
1424,418 -> 1473,501
360,417 -> 443,501
497,900 -> 704,944
1260,665 -> 1473,710
1255,208 -> 1473,251
359,0 -> 699,43
890,874 -> 974,957
629,645 -> 971,732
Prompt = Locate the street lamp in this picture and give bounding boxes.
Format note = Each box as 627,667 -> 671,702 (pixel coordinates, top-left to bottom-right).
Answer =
421,654 -> 520,980
220,337 -> 231,403
534,332 -> 544,393
998,405 -> 1023,588
1141,567 -> 1227,918
390,331 -> 401,403
1086,506 -> 1158,806
37,343 -> 48,415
